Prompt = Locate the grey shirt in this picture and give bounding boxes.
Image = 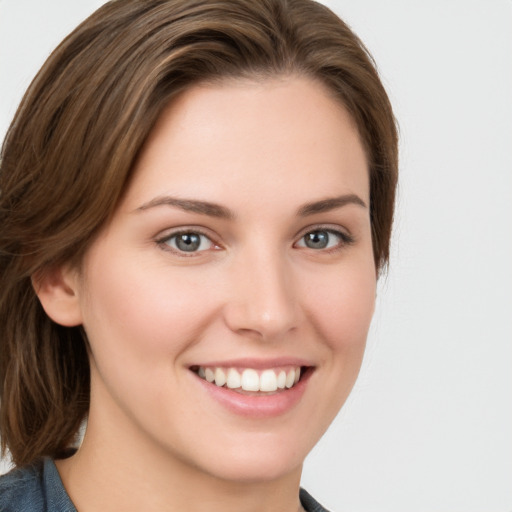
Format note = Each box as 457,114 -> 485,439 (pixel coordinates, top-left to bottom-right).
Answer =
0,458 -> 330,511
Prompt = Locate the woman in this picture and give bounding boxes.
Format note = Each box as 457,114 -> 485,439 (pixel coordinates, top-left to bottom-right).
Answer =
0,0 -> 398,510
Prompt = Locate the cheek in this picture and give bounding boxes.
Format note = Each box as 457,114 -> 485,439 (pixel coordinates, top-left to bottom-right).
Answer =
295,258 -> 376,440
79,250 -> 219,371
78,251 -> 224,426
303,260 -> 376,354
84,256 -> 199,336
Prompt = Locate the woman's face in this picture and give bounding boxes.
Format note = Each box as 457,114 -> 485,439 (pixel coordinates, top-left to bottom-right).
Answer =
73,76 -> 375,482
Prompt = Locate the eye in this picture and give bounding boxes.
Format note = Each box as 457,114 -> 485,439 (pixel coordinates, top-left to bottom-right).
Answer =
295,229 -> 352,251
159,231 -> 215,254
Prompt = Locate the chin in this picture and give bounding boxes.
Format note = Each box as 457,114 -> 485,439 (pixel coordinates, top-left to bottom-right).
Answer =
204,454 -> 303,484
183,432 -> 313,484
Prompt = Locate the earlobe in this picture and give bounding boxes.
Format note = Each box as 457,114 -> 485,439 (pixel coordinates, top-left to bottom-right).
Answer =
32,264 -> 83,327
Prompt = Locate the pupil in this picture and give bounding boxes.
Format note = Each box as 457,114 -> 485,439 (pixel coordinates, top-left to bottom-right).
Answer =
305,231 -> 328,249
176,233 -> 201,252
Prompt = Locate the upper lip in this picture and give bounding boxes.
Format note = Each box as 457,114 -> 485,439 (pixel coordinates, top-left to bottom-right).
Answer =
189,357 -> 314,369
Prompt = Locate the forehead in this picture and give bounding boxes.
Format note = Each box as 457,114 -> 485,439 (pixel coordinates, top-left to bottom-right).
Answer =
123,76 -> 369,213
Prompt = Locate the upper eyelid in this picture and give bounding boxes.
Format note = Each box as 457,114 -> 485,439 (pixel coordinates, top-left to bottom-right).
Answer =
293,223 -> 352,240
155,227 -> 221,254
293,226 -> 356,251
155,226 -> 217,242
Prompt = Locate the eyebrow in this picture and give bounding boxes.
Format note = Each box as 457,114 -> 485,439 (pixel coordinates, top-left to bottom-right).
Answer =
134,193 -> 366,219
135,196 -> 234,219
297,194 -> 367,216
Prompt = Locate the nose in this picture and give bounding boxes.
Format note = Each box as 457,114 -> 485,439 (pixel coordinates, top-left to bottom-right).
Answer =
223,248 -> 300,341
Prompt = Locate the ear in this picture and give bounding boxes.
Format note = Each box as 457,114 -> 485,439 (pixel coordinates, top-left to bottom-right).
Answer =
32,264 -> 83,327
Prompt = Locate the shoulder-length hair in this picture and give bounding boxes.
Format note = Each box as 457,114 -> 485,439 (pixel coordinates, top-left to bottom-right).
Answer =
0,0 -> 398,467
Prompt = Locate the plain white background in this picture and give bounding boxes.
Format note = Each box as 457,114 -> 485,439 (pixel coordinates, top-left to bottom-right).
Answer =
1,1 -> 511,511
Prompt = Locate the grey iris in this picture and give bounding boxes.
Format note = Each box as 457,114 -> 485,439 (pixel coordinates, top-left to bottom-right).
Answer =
304,231 -> 329,249
176,233 -> 201,252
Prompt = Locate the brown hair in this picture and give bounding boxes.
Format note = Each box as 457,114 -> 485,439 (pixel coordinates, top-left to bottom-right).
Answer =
0,0 -> 398,467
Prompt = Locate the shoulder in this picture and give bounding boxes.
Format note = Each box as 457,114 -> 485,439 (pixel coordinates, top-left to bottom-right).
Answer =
0,459 -> 46,512
0,458 -> 76,512
300,488 -> 331,512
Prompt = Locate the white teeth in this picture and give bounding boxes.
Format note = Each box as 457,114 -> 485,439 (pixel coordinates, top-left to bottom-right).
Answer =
226,368 -> 241,389
260,369 -> 278,392
241,369 -> 259,391
285,369 -> 295,389
214,368 -> 226,387
197,365 -> 304,392
205,368 -> 215,383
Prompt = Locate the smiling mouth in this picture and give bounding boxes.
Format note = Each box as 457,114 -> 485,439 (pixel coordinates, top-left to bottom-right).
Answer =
190,365 -> 310,394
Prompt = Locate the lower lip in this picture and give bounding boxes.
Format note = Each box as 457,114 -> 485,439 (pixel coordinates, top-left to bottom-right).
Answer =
193,369 -> 312,418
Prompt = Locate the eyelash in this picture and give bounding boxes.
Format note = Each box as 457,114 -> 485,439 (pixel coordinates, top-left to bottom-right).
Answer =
156,228 -> 218,257
294,226 -> 355,253
156,226 -> 354,256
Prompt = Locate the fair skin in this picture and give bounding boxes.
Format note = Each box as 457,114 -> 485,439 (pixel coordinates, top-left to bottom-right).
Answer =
37,76 -> 375,512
